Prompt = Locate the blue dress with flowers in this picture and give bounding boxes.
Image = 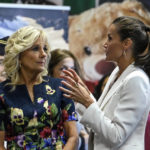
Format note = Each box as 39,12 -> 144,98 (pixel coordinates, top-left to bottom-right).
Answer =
0,76 -> 77,150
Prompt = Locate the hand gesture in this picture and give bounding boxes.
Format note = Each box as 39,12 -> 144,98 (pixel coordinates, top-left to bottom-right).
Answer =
59,69 -> 94,108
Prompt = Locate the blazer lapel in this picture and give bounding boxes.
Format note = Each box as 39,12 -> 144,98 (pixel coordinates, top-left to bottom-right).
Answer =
97,66 -> 119,106
99,64 -> 136,110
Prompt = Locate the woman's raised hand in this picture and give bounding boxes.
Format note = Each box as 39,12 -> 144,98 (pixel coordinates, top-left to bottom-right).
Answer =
59,69 -> 94,108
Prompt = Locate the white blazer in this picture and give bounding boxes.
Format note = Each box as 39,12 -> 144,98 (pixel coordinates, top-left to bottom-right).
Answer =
80,64 -> 150,150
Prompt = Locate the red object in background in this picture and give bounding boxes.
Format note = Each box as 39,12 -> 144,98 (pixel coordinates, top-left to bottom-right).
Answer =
95,60 -> 116,75
145,113 -> 150,150
84,80 -> 98,93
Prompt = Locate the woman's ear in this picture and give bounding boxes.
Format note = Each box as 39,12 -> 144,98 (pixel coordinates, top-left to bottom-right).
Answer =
123,38 -> 133,50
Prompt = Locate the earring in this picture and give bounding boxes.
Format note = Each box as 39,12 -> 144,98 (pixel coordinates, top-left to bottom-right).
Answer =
19,63 -> 22,68
123,50 -> 126,57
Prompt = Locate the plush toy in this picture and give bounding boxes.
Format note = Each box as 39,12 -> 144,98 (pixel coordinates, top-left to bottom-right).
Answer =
69,0 -> 150,82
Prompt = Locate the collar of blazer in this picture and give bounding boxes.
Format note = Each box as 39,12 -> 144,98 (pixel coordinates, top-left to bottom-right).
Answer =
98,63 -> 136,110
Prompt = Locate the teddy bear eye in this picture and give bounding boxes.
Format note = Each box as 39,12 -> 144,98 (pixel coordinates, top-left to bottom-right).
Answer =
84,46 -> 92,55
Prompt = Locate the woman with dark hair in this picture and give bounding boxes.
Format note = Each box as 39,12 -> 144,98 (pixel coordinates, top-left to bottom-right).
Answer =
48,49 -> 83,79
59,16 -> 150,150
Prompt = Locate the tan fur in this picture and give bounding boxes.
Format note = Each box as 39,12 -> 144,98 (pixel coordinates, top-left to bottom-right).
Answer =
69,0 -> 150,81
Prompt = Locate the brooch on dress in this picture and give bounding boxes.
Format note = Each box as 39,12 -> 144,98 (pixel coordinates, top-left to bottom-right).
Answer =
45,85 -> 55,95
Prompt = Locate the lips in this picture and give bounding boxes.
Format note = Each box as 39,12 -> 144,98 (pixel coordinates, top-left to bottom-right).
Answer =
38,62 -> 45,63
37,61 -> 46,65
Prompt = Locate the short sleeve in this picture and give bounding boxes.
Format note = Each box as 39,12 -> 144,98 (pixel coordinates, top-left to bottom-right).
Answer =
0,94 -> 6,131
60,83 -> 78,122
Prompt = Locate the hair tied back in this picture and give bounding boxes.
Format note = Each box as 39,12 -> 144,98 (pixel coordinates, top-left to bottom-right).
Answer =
145,26 -> 150,32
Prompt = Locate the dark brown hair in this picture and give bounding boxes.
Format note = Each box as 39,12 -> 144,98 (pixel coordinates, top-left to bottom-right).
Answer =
48,49 -> 83,78
112,16 -> 150,77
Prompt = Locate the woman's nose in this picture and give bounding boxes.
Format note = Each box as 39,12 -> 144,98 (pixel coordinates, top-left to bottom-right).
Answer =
40,49 -> 47,57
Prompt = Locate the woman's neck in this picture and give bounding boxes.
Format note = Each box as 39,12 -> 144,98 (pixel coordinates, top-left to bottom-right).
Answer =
18,71 -> 42,86
117,57 -> 134,76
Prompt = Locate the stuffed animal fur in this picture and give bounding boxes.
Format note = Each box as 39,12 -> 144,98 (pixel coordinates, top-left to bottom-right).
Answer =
69,0 -> 150,81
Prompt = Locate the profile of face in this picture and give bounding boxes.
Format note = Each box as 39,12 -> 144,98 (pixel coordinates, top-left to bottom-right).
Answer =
0,55 -> 5,82
19,37 -> 48,74
104,24 -> 124,63
52,57 -> 75,78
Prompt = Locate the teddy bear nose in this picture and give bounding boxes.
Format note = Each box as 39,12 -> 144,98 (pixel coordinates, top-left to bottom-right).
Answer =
84,46 -> 92,55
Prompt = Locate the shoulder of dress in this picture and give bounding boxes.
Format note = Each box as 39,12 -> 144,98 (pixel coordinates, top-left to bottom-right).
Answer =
43,76 -> 62,85
0,81 -> 6,96
123,68 -> 150,87
128,68 -> 148,78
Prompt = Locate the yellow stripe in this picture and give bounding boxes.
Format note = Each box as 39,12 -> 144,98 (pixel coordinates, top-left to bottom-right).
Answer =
0,40 -> 7,45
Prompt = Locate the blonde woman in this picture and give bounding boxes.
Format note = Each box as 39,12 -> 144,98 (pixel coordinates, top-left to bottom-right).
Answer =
0,26 -> 78,150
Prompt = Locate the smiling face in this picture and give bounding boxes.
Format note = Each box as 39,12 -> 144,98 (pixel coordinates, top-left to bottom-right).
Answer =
104,24 -> 124,63
19,37 -> 48,75
52,57 -> 75,78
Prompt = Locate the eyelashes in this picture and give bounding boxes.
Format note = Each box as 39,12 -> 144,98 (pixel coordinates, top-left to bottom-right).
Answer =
59,66 -> 75,71
32,46 -> 39,51
31,45 -> 48,52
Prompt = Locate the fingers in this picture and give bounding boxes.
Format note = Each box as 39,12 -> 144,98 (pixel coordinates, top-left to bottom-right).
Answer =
67,69 -> 79,82
61,79 -> 77,91
60,80 -> 79,95
59,85 -> 79,101
61,69 -> 74,78
61,69 -> 80,83
63,93 -> 72,99
68,69 -> 86,88
62,77 -> 80,91
59,86 -> 79,102
63,93 -> 79,103
61,75 -> 75,85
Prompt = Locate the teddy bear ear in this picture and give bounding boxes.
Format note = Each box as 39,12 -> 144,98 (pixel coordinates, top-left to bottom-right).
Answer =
122,0 -> 149,19
68,15 -> 77,26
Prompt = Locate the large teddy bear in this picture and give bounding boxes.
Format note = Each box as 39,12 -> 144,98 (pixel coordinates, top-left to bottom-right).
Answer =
69,0 -> 150,82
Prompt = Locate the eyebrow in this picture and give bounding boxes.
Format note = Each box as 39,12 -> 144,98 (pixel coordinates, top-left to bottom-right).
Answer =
31,44 -> 39,48
32,44 -> 47,48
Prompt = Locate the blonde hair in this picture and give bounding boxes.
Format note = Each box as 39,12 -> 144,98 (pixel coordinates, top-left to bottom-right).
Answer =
4,26 -> 50,90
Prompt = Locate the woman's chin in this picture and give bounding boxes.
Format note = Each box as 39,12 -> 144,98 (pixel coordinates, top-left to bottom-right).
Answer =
105,56 -> 115,63
34,68 -> 45,74
105,57 -> 111,61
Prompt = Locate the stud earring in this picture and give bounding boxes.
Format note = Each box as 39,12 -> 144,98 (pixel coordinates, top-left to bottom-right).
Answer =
123,50 -> 126,57
19,63 -> 22,68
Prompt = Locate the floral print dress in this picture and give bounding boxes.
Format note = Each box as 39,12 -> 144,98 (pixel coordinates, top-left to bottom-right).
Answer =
0,76 -> 77,150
